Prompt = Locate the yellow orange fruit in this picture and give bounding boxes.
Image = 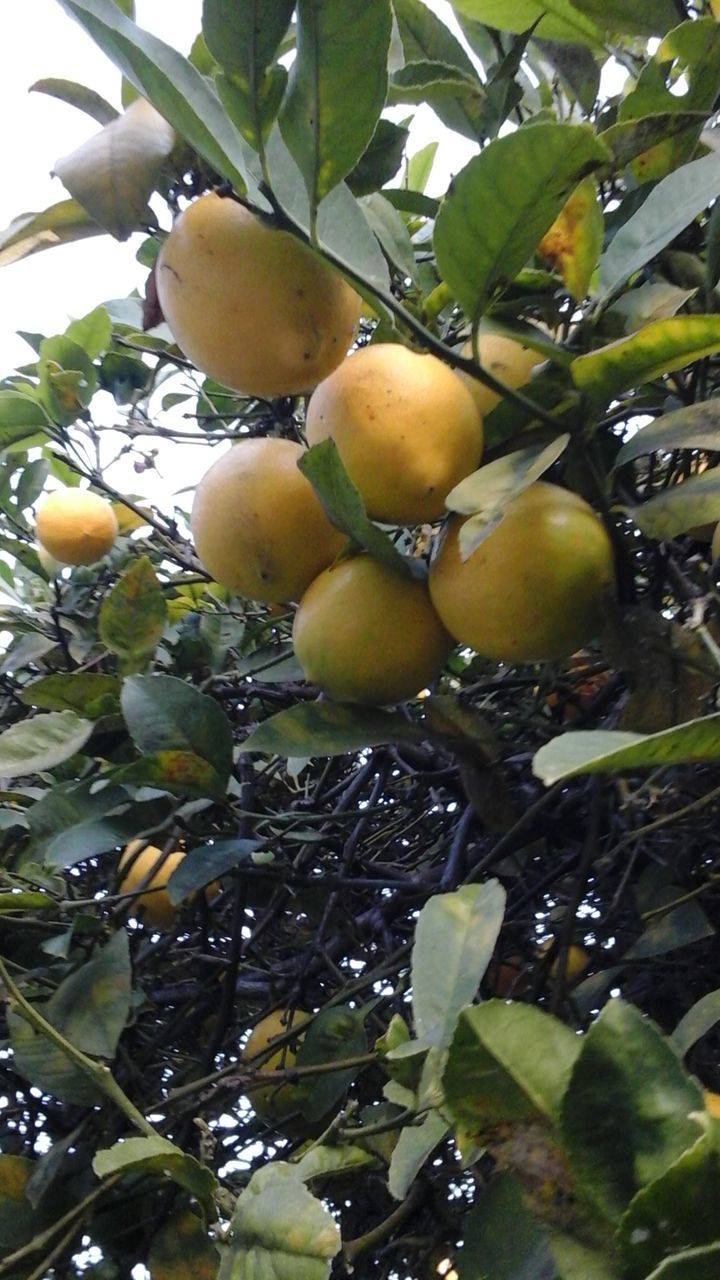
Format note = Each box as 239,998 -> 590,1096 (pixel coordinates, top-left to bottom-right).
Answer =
457,328 -> 547,418
35,488 -> 118,566
117,841 -> 185,929
429,482 -> 615,663
242,1009 -> 311,1126
190,438 -> 346,602
293,554 -> 453,705
539,940 -> 589,982
704,1090 -> 720,1118
305,344 -> 484,524
156,192 -> 362,395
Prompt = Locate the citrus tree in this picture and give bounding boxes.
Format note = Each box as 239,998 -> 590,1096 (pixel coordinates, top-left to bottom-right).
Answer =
2,2 -> 720,1277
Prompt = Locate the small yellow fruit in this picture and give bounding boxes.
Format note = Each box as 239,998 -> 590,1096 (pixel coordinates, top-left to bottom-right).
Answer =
711,522 -> 720,562
539,940 -> 589,982
429,482 -> 615,663
157,192 -> 362,395
293,555 -> 454,705
117,841 -> 185,929
457,328 -> 547,418
704,1090 -> 720,1118
242,1009 -> 311,1126
190,438 -> 346,602
305,344 -> 484,524
35,489 -> 118,566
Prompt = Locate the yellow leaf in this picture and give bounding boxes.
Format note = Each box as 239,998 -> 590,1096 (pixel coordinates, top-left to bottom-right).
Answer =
537,177 -> 603,302
112,501 -> 152,533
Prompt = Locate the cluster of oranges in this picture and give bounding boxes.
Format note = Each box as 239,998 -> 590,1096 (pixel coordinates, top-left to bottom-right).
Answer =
155,191 -> 616,704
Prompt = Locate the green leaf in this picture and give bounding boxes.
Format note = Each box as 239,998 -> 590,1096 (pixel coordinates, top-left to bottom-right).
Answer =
645,1244 -> 720,1279
217,1163 -> 340,1280
387,1110 -> 449,1201
65,304 -> 113,358
121,673 -> 233,785
394,0 -> 484,139
443,1000 -> 581,1129
93,1136 -> 217,1206
30,77 -> 119,125
598,151 -> 720,302
447,0 -> 603,46
0,1156 -> 43,1255
435,122 -> 609,319
0,199 -> 104,269
148,1210 -> 219,1280
534,39 -> 600,113
629,469 -> 720,541
0,390 -> 51,449
99,556 -> 167,671
412,881 -> 506,1049
292,1144 -> 375,1185
618,1133 -> 720,1280
0,892 -> 51,912
571,316 -> 720,409
455,1174 -> 556,1280
111,749 -> 228,801
203,0 -> 294,150
8,1009 -> 104,1105
43,929 -> 131,1058
346,120 -> 409,197
568,0 -> 681,37
446,436 -> 570,563
166,838 -> 261,904
53,97 -> 175,240
44,815 -> 150,870
264,127 -> 391,294
532,715 -> 720,785
20,673 -> 121,718
243,701 -> 423,757
294,1005 -> 368,1124
26,778 -> 130,853
550,1235 -> 620,1279
672,991 -> 720,1058
298,440 -> 414,576
561,999 -> 703,1222
55,0 -> 262,202
0,711 -> 94,778
600,112 -> 708,176
359,192 -> 418,283
279,0 -> 391,218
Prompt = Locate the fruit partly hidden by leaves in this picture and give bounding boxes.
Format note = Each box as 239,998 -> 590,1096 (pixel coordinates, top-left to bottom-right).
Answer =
156,192 -> 362,396
305,343 -> 484,524
457,327 -> 547,418
117,840 -> 217,929
704,1090 -> 720,1118
35,487 -> 118,566
429,481 -> 615,663
539,939 -> 590,982
293,554 -> 454,705
190,438 -> 346,603
242,1008 -> 311,1128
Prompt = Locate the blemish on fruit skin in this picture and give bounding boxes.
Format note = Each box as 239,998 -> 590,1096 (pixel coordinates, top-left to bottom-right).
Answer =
161,263 -> 181,283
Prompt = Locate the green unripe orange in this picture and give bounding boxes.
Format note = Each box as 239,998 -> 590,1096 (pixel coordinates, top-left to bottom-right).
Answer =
306,344 -> 483,525
157,193 -> 362,396
190,438 -> 346,603
429,482 -> 615,663
293,555 -> 454,705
